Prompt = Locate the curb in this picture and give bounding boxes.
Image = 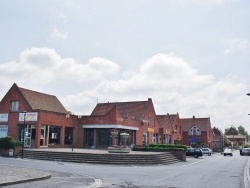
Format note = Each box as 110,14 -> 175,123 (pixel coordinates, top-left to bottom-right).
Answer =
244,157 -> 250,188
0,174 -> 51,187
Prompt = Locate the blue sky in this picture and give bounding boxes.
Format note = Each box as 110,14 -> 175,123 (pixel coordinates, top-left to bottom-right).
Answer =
1,0 -> 250,133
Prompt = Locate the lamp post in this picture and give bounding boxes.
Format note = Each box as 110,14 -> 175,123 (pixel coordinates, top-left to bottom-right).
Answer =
21,111 -> 26,159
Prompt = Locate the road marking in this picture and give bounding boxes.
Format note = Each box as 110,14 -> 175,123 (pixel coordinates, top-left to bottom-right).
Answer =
88,179 -> 102,188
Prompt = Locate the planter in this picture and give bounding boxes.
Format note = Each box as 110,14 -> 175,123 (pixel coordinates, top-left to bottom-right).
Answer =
107,146 -> 131,153
120,133 -> 129,139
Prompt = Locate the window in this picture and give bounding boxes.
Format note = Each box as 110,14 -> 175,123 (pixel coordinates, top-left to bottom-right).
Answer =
10,101 -> 19,112
188,126 -> 201,136
0,125 -> 8,138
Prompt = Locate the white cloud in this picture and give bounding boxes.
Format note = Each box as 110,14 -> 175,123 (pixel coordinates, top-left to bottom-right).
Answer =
62,53 -> 249,135
0,49 -> 249,133
50,28 -> 68,40
223,39 -> 249,55
0,47 -> 120,90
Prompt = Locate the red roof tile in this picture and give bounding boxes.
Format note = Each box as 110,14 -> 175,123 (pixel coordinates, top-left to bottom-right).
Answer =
181,117 -> 211,132
19,87 -> 67,114
156,115 -> 167,126
91,100 -> 150,120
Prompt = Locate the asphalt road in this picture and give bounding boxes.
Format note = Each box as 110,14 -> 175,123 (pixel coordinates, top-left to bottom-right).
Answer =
0,150 -> 249,188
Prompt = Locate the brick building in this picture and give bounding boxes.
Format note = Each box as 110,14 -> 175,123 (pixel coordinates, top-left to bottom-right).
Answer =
181,116 -> 213,149
82,98 -> 159,148
1,83 -> 216,149
156,113 -> 182,145
212,127 -> 224,151
0,83 -> 82,148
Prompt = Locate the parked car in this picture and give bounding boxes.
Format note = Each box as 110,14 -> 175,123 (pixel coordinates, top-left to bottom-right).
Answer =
186,148 -> 203,158
201,148 -> 212,156
241,148 -> 250,156
223,148 -> 233,156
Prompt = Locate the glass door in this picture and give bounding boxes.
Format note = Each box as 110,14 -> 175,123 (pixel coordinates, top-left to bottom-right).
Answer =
24,125 -> 31,147
40,125 -> 48,147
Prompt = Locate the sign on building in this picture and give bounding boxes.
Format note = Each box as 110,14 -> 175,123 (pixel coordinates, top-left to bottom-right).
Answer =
0,113 -> 8,122
19,112 -> 38,122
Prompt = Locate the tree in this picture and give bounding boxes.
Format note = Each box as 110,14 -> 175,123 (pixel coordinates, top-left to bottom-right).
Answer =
238,125 -> 248,139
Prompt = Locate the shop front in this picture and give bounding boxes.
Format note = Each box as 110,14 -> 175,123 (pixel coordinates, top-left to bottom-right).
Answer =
83,125 -> 138,148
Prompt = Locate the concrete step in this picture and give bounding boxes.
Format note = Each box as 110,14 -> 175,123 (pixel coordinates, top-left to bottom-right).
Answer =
21,150 -> 181,165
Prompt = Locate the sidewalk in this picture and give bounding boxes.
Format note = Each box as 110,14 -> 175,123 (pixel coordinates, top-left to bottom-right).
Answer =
0,148 -> 157,187
0,164 -> 51,186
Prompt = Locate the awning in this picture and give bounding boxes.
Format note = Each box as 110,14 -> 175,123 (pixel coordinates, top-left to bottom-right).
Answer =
82,124 -> 139,130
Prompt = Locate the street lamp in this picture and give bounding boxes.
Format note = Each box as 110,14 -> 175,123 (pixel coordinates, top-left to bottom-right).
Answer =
21,111 -> 26,159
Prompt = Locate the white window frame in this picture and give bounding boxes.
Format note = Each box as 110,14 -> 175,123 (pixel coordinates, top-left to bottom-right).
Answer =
188,126 -> 201,136
10,101 -> 19,112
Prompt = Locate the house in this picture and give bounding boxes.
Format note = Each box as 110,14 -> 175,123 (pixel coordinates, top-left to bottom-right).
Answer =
181,116 -> 213,149
212,127 -> 224,152
156,113 -> 182,145
0,83 -> 82,148
224,126 -> 247,149
82,98 -> 159,148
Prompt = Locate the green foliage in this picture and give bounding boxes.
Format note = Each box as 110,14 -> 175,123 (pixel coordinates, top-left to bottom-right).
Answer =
133,144 -> 187,152
244,144 -> 250,148
238,125 -> 248,137
224,140 -> 231,146
0,136 -> 21,149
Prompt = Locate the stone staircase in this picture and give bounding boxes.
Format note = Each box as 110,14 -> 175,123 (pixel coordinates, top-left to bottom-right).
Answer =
21,150 -> 181,165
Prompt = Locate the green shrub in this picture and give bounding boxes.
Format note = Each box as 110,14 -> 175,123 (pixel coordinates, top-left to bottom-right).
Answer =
0,136 -> 21,149
244,144 -> 250,148
133,144 -> 187,152
148,144 -> 187,150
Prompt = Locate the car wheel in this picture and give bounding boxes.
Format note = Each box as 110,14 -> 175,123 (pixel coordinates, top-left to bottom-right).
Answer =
194,155 -> 198,158
208,153 -> 211,156
224,154 -> 226,156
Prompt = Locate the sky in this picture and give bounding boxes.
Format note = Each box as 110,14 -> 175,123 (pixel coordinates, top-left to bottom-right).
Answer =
0,0 -> 250,133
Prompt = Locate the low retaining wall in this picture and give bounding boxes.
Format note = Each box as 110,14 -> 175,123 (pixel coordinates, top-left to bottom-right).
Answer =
0,146 -> 21,157
170,151 -> 186,161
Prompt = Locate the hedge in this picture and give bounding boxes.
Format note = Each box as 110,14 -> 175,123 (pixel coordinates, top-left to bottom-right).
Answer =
0,136 -> 21,149
133,144 -> 187,152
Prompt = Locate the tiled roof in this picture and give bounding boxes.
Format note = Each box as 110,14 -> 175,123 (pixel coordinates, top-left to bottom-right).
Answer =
181,117 -> 211,132
213,127 -> 222,136
91,100 -> 150,120
169,114 -> 177,124
225,127 -> 238,135
156,115 -> 166,126
19,87 -> 67,114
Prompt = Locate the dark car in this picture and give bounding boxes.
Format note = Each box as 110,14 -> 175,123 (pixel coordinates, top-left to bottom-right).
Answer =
186,148 -> 203,158
241,148 -> 250,156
